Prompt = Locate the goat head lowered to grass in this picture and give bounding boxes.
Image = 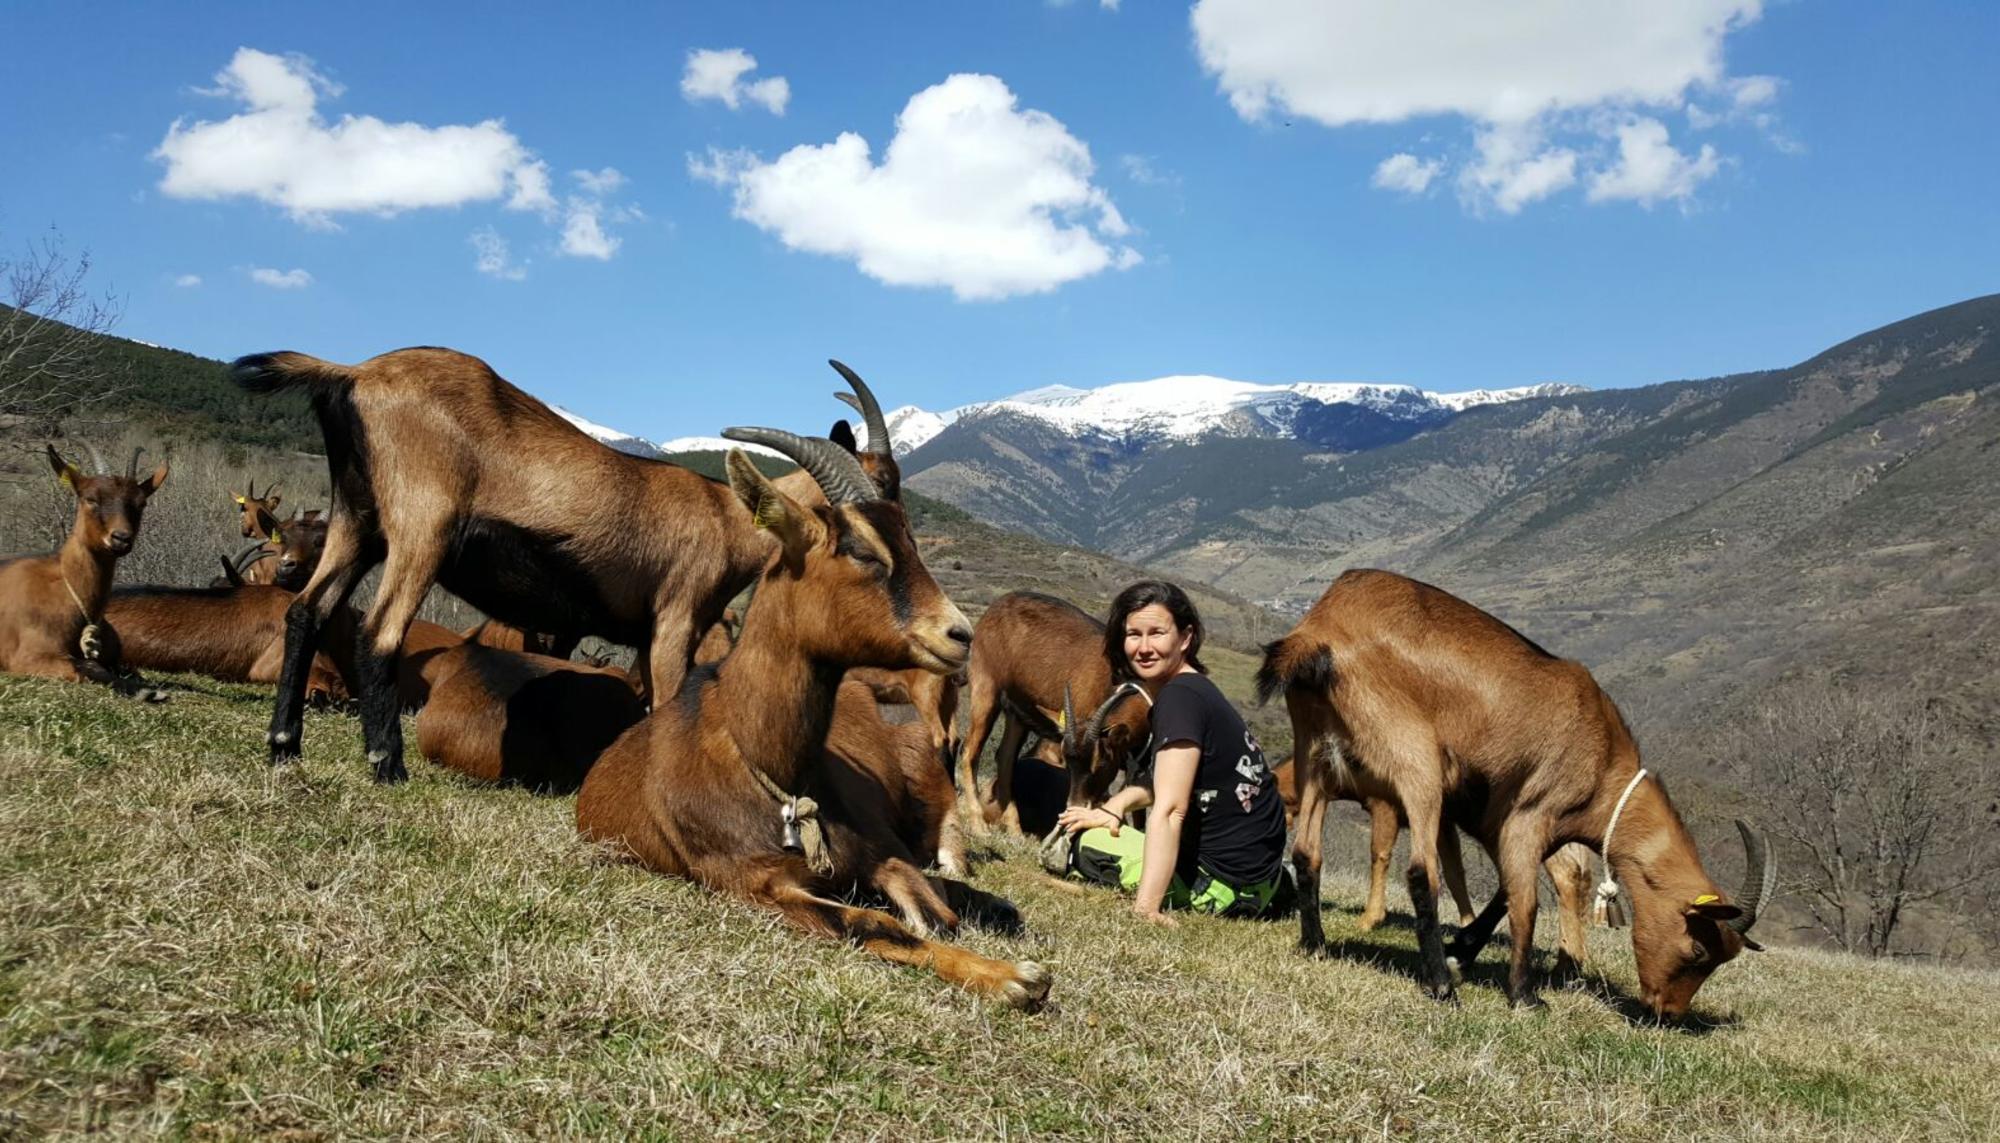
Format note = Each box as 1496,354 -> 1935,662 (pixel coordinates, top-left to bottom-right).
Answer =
577,429 -> 1051,1010
1259,569 -> 1772,1021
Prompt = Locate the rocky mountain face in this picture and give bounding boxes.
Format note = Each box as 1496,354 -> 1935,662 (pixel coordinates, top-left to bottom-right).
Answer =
904,294 -> 2000,727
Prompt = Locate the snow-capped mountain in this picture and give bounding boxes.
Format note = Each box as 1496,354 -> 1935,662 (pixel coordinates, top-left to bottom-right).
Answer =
553,375 -> 1589,461
553,406 -> 669,459
877,376 -> 1588,454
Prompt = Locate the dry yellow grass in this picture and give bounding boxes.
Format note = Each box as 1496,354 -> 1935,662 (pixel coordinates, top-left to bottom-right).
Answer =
3,672 -> 1997,1139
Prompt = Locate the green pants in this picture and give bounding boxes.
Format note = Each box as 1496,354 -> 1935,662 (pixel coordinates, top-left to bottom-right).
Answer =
1070,826 -> 1293,918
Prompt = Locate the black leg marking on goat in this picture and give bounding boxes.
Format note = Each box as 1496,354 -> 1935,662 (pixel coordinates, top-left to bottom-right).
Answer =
267,601 -> 317,764
1409,866 -> 1456,1002
1295,850 -> 1327,954
355,640 -> 407,784
1448,891 -> 1509,967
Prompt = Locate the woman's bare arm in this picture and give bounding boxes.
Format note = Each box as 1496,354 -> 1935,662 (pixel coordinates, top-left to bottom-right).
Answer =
1132,742 -> 1198,922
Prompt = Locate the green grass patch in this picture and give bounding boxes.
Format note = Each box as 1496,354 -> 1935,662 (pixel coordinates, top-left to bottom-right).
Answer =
2,673 -> 1996,1138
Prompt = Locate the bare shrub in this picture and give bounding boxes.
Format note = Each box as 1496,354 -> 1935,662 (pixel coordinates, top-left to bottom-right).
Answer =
0,228 -> 127,431
1724,676 -> 1998,958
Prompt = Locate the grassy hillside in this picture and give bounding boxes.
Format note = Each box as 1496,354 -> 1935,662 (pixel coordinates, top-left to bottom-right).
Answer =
5,675 -> 1998,1138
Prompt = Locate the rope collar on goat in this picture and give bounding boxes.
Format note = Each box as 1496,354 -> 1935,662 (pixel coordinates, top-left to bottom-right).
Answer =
1595,768 -> 1649,928
60,572 -> 105,663
745,761 -> 834,877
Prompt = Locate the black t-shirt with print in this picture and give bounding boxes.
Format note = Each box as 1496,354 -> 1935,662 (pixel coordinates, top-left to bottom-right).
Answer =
1147,672 -> 1286,889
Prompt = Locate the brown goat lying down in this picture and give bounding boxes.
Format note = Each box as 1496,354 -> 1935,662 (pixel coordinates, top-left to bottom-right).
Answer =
822,679 -> 968,876
1,446 -> 168,699
579,437 -> 1048,1008
103,583 -> 357,706
415,643 -> 642,793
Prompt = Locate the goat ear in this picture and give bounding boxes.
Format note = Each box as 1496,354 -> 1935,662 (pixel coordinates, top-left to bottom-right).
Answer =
47,445 -> 80,488
252,505 -> 282,543
141,462 -> 169,495
829,419 -> 860,455
1684,894 -> 1744,922
726,449 -> 819,561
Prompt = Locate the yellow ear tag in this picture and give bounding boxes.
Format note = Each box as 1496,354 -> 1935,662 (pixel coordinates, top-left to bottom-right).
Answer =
234,495 -> 245,505
1056,710 -> 1068,732
270,528 -> 284,546
1692,893 -> 1720,906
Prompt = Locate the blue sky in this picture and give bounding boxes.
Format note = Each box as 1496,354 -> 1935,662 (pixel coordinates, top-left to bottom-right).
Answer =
3,1 -> 1995,442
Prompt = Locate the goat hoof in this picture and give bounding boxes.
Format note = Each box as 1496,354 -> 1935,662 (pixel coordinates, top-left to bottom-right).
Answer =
1511,993 -> 1548,1012
1425,980 -> 1459,1005
1446,956 -> 1463,985
1356,911 -> 1385,932
1001,960 -> 1053,1011
370,752 -> 409,784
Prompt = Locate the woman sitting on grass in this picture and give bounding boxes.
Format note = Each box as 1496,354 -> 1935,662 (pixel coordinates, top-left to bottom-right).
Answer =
1052,580 -> 1292,925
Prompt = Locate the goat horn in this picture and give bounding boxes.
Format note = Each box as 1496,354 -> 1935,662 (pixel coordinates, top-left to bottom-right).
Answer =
127,447 -> 145,480
232,542 -> 272,573
720,427 -> 877,506
1086,684 -> 1135,743
828,360 -> 891,458
1727,819 -> 1775,948
82,440 -> 110,475
1062,684 -> 1078,740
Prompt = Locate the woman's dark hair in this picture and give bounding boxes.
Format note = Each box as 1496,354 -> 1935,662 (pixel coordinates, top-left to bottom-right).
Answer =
1103,579 -> 1207,679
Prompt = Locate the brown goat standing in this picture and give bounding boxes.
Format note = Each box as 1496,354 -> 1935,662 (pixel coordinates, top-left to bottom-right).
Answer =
577,434 -> 1049,1008
1259,569 -> 1771,1018
956,592 -> 1151,836
230,346 -> 800,782
0,446 -> 169,700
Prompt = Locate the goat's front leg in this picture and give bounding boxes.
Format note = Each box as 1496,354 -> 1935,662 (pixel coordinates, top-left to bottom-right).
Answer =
76,657 -> 169,703
758,877 -> 1051,1011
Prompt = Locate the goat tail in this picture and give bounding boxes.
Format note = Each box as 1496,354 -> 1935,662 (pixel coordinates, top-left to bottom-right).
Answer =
229,351 -> 357,395
1255,632 -> 1335,706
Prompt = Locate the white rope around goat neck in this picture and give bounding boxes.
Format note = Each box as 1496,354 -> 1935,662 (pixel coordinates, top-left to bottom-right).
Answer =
61,572 -> 104,662
1595,768 -> 1650,926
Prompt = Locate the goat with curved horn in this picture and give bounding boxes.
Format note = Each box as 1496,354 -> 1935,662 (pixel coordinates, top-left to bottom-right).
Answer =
82,440 -> 110,475
127,447 -> 146,480
721,427 -> 878,506
828,359 -> 891,458
1727,820 -> 1776,950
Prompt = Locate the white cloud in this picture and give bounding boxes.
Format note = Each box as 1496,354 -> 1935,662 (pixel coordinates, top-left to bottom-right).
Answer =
691,73 -> 1138,301
249,266 -> 312,289
1460,121 -> 1577,214
470,227 -> 527,279
173,273 -> 202,288
1191,1 -> 1774,213
573,167 -> 626,196
155,48 -> 554,226
1120,153 -> 1179,187
560,208 -> 620,260
1586,117 -> 1723,207
1371,152 -> 1443,194
681,48 -> 790,115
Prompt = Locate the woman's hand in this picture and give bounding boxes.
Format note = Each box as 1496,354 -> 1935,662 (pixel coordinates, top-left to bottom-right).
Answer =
1134,906 -> 1179,929
1057,805 -> 1120,836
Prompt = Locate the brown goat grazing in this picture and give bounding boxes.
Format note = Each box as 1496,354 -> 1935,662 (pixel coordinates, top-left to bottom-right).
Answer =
957,592 -> 1151,836
577,434 -> 1049,1009
0,446 -> 169,700
416,643 -> 642,792
104,581 -> 357,706
1259,569 -> 1771,1018
231,477 -> 281,538
229,347 -> 816,783
460,618 -> 582,661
